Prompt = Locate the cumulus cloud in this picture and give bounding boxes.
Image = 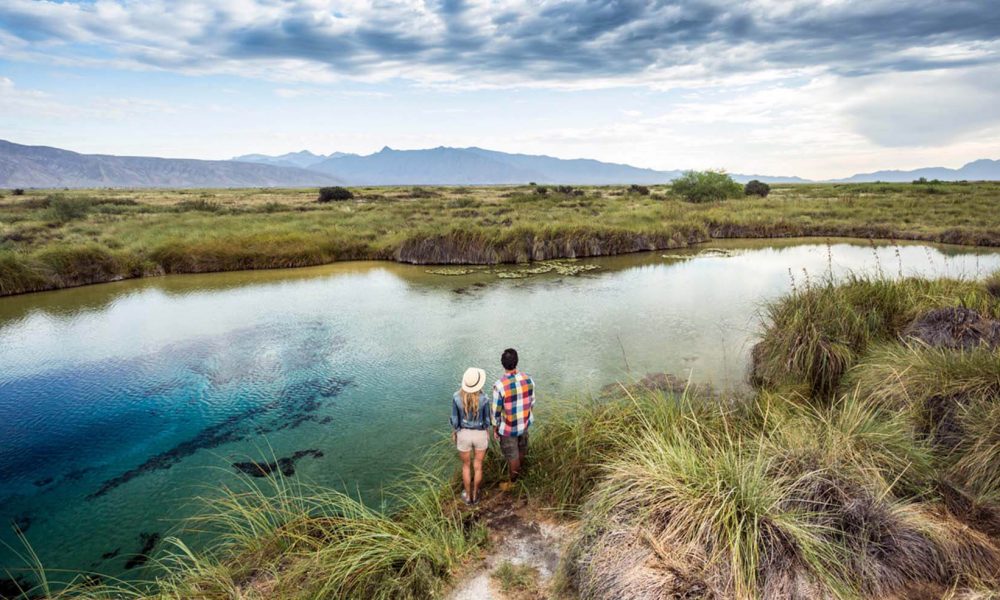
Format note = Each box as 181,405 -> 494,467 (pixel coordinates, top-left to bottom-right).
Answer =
0,0 -> 997,88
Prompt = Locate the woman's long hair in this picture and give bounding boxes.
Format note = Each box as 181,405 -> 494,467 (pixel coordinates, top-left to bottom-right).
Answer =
460,390 -> 479,422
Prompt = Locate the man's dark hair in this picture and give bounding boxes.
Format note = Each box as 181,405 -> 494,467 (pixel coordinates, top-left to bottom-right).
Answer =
501,348 -> 519,371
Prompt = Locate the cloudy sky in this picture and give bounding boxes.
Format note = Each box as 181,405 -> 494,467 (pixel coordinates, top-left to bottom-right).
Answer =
1,0 -> 998,179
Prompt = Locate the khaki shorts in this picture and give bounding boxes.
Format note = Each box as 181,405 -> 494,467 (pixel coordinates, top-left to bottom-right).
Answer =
499,431 -> 528,461
456,429 -> 489,452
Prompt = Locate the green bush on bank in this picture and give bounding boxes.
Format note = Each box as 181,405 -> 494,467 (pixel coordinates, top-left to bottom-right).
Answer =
670,170 -> 743,202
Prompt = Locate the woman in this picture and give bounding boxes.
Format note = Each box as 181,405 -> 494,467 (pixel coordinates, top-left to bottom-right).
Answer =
450,367 -> 491,505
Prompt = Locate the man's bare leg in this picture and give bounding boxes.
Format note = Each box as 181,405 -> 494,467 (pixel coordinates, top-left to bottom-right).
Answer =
508,456 -> 521,482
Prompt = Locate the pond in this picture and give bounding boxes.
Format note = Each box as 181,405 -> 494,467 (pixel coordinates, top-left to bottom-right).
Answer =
1,238 -> 999,579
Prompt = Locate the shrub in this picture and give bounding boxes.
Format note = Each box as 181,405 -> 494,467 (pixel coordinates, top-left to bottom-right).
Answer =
670,170 -> 742,202
317,186 -> 353,202
744,179 -> 771,197
534,186 -> 548,196
555,185 -> 575,195
407,187 -> 439,199
174,199 -> 222,212
12,188 -> 25,196
628,184 -> 650,196
47,195 -> 93,222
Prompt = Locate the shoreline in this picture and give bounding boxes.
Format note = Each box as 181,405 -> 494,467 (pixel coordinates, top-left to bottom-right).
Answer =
3,228 -> 1000,299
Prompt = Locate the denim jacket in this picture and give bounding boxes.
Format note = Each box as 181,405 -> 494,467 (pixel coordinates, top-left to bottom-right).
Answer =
450,391 -> 491,431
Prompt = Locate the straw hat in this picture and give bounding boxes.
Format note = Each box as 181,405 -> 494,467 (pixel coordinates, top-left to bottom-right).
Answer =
461,367 -> 486,393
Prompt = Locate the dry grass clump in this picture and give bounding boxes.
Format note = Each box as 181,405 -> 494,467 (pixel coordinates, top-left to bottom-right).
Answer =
141,473 -> 484,600
846,344 -> 1000,505
986,271 -> 1000,299
752,275 -> 997,397
561,393 -> 1000,600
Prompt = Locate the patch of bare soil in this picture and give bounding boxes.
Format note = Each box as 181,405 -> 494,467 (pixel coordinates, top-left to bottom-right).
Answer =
447,490 -> 572,600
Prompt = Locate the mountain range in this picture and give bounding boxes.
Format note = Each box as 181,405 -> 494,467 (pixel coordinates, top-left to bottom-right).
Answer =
2,139 -> 998,188
831,159 -> 1000,183
0,140 -> 341,188
233,146 -> 808,185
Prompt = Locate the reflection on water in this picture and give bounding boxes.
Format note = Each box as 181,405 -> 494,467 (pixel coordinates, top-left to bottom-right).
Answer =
1,238 -> 998,578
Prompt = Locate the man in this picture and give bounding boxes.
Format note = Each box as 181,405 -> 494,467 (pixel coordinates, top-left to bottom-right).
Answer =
492,348 -> 534,489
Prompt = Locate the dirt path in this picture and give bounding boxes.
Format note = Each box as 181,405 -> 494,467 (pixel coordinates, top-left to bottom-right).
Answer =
446,490 -> 572,600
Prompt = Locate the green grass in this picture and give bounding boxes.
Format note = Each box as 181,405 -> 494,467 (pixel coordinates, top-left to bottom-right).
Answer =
491,561 -> 541,597
3,182 -> 1000,295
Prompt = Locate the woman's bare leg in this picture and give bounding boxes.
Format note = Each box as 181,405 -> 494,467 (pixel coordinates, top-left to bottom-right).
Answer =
472,449 -> 486,502
460,450 -> 472,500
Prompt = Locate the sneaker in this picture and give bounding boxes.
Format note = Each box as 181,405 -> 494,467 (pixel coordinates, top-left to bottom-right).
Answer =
461,490 -> 473,505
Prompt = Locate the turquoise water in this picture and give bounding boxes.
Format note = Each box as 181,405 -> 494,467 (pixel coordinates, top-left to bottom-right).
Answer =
1,239 -> 999,580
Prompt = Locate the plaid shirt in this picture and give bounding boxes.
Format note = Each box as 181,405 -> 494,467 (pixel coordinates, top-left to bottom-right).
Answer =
492,370 -> 534,437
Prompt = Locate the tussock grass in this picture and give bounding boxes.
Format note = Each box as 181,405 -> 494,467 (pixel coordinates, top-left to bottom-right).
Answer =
559,391 -> 1000,599
141,471 -> 484,600
753,275 -> 998,397
847,344 -> 1000,504
986,270 -> 1000,299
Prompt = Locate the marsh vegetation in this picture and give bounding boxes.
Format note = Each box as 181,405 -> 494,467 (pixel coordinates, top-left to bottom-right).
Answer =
2,182 -> 1000,296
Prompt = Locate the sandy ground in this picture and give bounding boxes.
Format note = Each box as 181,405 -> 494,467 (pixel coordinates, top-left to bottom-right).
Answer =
446,490 -> 572,600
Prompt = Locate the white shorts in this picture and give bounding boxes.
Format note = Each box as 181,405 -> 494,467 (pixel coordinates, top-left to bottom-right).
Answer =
456,429 -> 489,452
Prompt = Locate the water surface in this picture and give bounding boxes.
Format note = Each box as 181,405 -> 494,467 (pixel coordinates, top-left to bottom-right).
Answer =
1,238 -> 998,578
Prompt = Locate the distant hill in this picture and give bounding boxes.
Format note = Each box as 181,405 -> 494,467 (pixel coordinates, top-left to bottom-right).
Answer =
5,138 -> 998,188
232,150 -> 355,170
833,159 -> 1000,183
287,145 -> 804,185
0,140 -> 342,188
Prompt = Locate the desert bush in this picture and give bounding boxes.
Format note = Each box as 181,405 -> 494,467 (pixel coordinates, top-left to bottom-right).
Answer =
317,186 -> 353,202
744,179 -> 771,197
670,170 -> 742,202
534,186 -> 548,196
47,195 -> 93,222
555,185 -> 575,195
174,199 -> 222,212
628,184 -> 650,196
407,187 -> 439,199
12,188 -> 25,196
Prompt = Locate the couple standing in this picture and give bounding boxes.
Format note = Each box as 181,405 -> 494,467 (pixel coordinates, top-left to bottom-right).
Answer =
449,348 -> 534,505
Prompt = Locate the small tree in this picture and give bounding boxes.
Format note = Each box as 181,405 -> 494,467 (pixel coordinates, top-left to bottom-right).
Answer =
744,180 -> 771,197
12,188 -> 25,196
317,186 -> 353,202
628,184 -> 650,196
670,170 -> 742,203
